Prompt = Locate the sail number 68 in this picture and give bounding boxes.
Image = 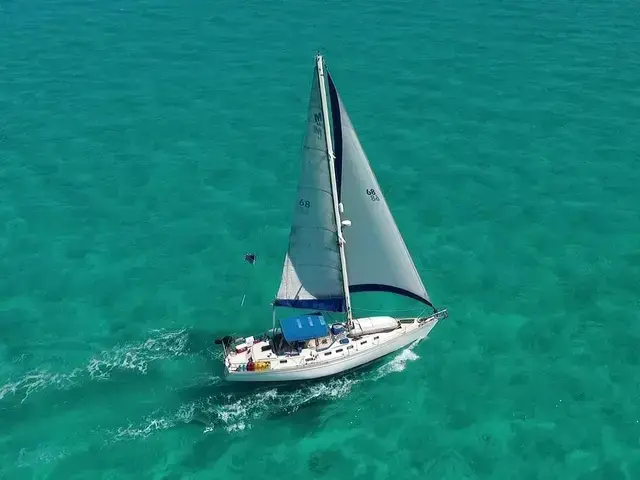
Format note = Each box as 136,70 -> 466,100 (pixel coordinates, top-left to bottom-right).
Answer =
366,189 -> 380,202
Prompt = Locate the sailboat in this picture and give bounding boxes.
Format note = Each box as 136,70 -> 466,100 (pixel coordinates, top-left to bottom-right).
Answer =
217,54 -> 447,382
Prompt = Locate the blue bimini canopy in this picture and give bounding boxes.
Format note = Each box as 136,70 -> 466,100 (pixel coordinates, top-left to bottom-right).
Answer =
279,315 -> 328,342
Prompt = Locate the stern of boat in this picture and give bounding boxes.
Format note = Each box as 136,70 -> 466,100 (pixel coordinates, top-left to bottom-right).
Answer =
216,332 -> 279,381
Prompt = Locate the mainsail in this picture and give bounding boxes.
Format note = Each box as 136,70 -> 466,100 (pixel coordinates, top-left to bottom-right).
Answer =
274,66 -> 345,312
327,74 -> 434,309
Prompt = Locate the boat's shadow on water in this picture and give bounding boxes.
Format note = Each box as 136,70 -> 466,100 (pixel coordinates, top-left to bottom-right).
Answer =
178,380 -> 347,430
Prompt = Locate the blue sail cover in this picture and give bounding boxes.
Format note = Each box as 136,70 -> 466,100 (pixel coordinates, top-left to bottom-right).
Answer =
279,315 -> 328,342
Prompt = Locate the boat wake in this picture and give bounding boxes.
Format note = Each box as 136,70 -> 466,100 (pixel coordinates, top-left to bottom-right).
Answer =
1,330 -> 422,444
110,342 -> 423,439
110,375 -> 359,439
0,329 -> 190,404
86,329 -> 189,379
371,340 -> 421,380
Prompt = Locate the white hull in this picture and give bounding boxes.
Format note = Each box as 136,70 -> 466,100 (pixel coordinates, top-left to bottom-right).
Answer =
223,312 -> 445,382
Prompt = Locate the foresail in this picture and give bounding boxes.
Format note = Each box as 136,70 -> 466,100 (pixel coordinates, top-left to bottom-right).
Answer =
274,67 -> 345,312
327,74 -> 434,309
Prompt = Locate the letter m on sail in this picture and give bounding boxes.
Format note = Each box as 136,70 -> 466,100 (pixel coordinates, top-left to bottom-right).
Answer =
314,113 -> 322,126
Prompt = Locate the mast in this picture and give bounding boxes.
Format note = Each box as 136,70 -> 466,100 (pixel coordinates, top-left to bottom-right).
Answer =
315,54 -> 353,324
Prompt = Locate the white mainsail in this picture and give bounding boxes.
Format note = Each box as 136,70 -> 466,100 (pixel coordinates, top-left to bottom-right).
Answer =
327,74 -> 434,309
274,66 -> 345,312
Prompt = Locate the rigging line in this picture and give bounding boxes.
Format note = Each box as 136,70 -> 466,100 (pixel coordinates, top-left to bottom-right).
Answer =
352,306 -> 427,313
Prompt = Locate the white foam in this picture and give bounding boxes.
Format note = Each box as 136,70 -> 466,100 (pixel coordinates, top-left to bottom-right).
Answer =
108,402 -> 200,443
372,342 -> 421,380
0,329 -> 189,404
16,444 -> 68,468
87,329 -> 188,379
108,375 -> 360,440
112,415 -> 172,441
0,368 -> 82,403
201,377 -> 357,433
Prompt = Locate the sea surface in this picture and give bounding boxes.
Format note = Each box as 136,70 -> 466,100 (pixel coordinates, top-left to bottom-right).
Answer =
1,0 -> 639,478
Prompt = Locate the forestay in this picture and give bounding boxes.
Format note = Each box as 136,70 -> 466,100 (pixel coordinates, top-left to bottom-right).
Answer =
327,74 -> 434,309
274,67 -> 345,312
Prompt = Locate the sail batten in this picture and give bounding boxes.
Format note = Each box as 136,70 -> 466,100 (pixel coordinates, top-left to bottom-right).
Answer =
327,73 -> 433,309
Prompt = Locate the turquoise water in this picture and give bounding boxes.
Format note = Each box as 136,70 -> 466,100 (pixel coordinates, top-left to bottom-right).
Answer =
1,0 -> 639,477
